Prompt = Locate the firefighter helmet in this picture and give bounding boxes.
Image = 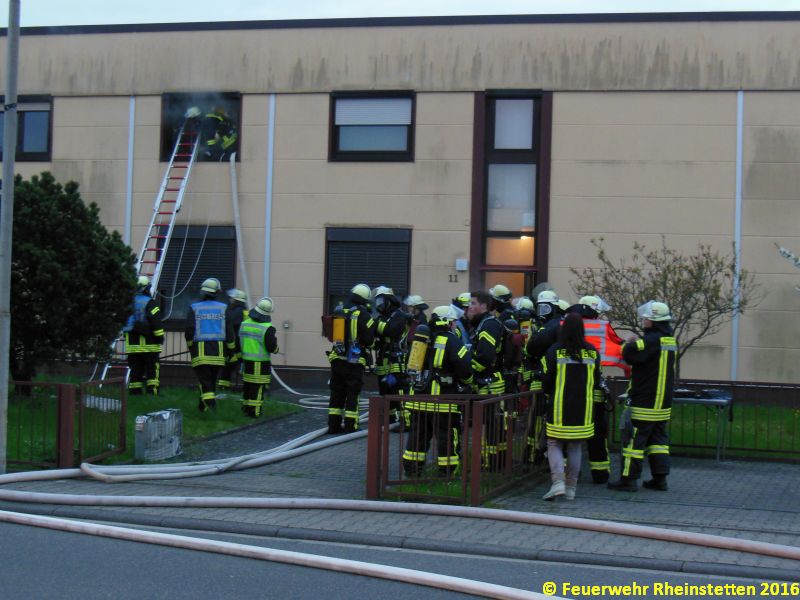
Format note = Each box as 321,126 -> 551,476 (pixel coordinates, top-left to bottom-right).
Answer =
537,290 -> 559,305
227,288 -> 247,303
373,285 -> 394,298
136,275 -> 151,290
253,296 -> 274,315
184,106 -> 202,119
556,299 -> 571,313
579,295 -> 611,314
404,294 -> 429,311
431,305 -> 458,324
489,284 -> 512,303
516,297 -> 534,311
351,283 -> 371,301
452,292 -> 471,310
200,278 -> 221,294
637,300 -> 672,322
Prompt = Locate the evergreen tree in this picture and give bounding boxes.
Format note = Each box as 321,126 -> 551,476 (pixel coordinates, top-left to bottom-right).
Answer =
10,172 -> 137,380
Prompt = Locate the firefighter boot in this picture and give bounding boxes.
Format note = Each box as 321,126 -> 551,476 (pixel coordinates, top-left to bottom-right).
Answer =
643,475 -> 669,491
607,477 -> 638,492
327,415 -> 343,435
591,470 -> 610,484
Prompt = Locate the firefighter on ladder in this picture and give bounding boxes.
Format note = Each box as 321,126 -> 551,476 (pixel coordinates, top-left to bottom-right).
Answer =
239,297 -> 279,418
185,278 -> 236,412
402,306 -> 473,477
123,275 -> 164,396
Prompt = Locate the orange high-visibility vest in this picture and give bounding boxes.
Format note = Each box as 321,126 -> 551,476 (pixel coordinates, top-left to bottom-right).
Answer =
582,319 -> 630,376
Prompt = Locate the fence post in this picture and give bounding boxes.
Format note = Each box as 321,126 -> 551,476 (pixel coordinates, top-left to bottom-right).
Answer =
365,395 -> 384,500
470,402 -> 484,506
56,384 -> 77,468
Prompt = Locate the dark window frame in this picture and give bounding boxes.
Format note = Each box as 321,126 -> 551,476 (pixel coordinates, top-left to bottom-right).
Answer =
323,227 -> 412,315
328,91 -> 416,162
469,90 -> 552,293
159,92 -> 242,163
157,225 -> 237,329
0,94 -> 53,162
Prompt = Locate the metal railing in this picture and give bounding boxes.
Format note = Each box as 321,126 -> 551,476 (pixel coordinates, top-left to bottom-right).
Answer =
606,378 -> 800,462
366,389 -> 546,506
7,378 -> 127,469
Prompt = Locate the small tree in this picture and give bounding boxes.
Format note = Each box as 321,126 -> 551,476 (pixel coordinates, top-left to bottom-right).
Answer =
570,237 -> 760,364
775,244 -> 800,293
10,172 -> 137,380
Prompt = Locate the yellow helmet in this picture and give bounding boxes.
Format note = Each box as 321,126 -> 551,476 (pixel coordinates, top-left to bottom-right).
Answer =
351,283 -> 371,301
489,284 -> 512,303
537,290 -> 559,304
431,305 -> 458,324
227,288 -> 247,303
253,296 -> 274,315
516,297 -> 534,311
200,278 -> 221,294
136,275 -> 151,290
637,300 -> 671,322
404,294 -> 429,310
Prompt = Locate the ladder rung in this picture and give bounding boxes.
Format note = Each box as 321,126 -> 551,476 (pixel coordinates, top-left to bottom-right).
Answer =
168,176 -> 185,179
161,199 -> 177,203
150,235 -> 168,239
175,153 -> 192,157
165,188 -> 181,192
140,260 -> 158,264
157,211 -> 173,215
144,247 -> 161,252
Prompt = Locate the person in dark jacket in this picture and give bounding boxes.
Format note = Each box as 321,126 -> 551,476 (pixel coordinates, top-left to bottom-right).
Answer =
609,301 -> 678,492
327,283 -> 377,434
540,313 -> 602,501
372,286 -> 411,423
124,275 -> 165,396
403,306 -> 473,477
218,288 -> 248,392
185,278 -> 236,412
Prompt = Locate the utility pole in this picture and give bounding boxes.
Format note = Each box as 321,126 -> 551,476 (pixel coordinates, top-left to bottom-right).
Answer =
0,0 -> 21,474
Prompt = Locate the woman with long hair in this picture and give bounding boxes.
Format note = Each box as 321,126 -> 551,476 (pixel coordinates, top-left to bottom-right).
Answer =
540,313 -> 603,500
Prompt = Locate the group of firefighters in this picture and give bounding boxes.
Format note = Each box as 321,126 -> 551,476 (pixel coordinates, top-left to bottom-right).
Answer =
326,282 -> 677,497
123,276 -> 278,418
124,274 -> 677,498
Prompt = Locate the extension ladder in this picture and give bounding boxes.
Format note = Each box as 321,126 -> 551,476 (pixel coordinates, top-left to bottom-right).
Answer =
92,121 -> 202,383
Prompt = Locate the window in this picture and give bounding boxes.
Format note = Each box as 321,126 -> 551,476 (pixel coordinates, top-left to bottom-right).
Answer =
0,96 -> 52,161
325,228 -> 411,313
156,226 -> 237,325
160,92 -> 241,162
470,92 -> 550,297
329,92 -> 415,161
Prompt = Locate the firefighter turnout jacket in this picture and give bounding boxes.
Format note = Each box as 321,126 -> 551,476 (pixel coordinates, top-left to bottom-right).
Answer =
406,330 -> 473,411
327,304 -> 376,366
185,298 -> 236,367
239,314 -> 279,382
541,346 -> 602,439
470,312 -> 505,394
124,293 -> 165,353
373,308 -> 409,378
621,321 -> 678,421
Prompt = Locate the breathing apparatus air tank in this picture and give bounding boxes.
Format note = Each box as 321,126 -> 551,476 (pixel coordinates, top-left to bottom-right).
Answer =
406,324 -> 430,387
331,305 -> 346,351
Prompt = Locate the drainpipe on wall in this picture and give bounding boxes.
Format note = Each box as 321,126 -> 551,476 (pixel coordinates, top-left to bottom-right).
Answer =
124,96 -> 135,247
263,94 -> 276,298
730,90 -> 744,381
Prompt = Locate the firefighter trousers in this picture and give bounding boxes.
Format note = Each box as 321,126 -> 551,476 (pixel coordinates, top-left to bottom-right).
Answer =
620,417 -> 670,480
193,364 -> 221,411
328,360 -> 364,433
127,352 -> 160,395
403,410 -> 461,476
587,401 -> 611,482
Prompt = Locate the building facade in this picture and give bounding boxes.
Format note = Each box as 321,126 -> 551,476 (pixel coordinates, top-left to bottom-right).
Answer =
1,13 -> 799,382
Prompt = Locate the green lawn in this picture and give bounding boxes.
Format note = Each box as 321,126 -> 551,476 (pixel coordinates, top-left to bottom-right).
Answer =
7,385 -> 302,468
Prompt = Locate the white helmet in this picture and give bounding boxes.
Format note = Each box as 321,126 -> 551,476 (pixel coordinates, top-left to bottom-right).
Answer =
373,285 -> 394,298
637,300 -> 672,322
537,290 -> 559,304
489,284 -> 512,303
431,305 -> 458,323
200,278 -> 221,294
579,295 -> 611,314
226,288 -> 247,303
404,294 -> 429,310
136,275 -> 151,290
253,296 -> 274,315
516,297 -> 534,311
351,283 -> 371,301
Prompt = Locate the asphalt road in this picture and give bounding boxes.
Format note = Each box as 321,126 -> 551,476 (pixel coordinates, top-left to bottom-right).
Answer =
0,520 -> 768,599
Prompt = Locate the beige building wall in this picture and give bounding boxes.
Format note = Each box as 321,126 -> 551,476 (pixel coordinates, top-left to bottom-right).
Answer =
271,92 -> 473,367
1,17 -> 799,381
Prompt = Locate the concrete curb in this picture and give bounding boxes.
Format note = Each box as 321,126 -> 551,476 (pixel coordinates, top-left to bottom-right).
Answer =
1,501 -> 797,583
